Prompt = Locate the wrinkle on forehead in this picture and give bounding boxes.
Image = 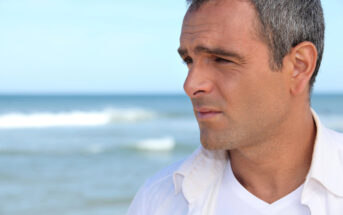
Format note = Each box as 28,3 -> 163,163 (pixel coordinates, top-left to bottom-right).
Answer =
181,24 -> 223,41
182,22 -> 223,32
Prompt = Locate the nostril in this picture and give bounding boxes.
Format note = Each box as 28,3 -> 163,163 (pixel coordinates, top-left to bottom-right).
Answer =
193,90 -> 206,96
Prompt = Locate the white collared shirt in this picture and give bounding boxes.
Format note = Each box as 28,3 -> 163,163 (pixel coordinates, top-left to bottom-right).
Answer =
127,109 -> 343,215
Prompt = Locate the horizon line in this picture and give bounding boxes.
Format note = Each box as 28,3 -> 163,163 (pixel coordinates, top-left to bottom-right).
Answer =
0,92 -> 342,97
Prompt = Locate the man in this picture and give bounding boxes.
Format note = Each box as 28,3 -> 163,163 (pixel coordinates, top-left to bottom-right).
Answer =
128,0 -> 343,214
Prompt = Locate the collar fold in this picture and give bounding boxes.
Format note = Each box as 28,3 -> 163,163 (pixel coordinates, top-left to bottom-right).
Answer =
173,147 -> 228,203
304,109 -> 343,198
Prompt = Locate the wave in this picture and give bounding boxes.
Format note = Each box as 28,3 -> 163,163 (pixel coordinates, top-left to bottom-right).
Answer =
133,137 -> 176,151
0,137 -> 177,156
0,108 -> 156,129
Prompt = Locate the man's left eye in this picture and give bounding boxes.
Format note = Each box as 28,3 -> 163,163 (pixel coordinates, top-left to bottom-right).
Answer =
214,57 -> 232,63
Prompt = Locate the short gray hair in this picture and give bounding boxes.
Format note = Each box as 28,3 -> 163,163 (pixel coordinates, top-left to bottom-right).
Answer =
186,0 -> 325,93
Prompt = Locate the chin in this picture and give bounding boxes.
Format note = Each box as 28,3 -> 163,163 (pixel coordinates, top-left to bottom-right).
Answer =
200,135 -> 235,151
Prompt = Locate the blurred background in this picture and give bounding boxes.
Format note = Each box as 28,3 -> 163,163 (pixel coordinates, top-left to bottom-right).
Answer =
0,0 -> 342,215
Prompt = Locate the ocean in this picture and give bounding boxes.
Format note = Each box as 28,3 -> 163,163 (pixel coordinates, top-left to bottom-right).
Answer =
0,94 -> 342,215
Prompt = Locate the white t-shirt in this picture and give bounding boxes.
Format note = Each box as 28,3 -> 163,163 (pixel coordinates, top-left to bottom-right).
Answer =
215,160 -> 311,215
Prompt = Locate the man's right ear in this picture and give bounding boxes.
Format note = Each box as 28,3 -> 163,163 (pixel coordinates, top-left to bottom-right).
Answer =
288,42 -> 318,96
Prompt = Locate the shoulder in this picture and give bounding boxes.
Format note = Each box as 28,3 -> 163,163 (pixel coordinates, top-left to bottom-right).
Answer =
127,159 -> 186,215
144,158 -> 184,191
142,146 -> 203,192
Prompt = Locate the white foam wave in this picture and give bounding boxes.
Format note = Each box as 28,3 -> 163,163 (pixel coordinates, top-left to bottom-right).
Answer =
85,144 -> 106,154
108,108 -> 156,122
135,137 -> 175,151
0,108 -> 156,129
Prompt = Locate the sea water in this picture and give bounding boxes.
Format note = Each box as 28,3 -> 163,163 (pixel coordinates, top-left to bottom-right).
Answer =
0,94 -> 342,215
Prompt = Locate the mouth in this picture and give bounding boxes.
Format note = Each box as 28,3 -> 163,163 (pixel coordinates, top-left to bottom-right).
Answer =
194,107 -> 222,120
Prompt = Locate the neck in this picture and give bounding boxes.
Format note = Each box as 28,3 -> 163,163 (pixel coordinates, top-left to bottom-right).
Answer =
229,107 -> 316,204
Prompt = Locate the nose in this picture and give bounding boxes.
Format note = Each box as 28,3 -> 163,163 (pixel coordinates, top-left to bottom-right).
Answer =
183,66 -> 213,98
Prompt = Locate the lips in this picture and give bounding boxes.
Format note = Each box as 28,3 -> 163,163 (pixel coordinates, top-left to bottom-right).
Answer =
194,107 -> 222,120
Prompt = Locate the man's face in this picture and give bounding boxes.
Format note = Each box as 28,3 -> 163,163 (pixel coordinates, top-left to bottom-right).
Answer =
179,0 -> 292,150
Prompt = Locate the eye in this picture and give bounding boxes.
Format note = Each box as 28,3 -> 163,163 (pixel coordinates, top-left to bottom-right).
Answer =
214,57 -> 232,63
182,56 -> 193,65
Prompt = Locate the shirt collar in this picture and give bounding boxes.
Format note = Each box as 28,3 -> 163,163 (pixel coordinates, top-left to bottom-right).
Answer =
303,109 -> 343,198
173,146 -> 228,203
173,108 -> 343,204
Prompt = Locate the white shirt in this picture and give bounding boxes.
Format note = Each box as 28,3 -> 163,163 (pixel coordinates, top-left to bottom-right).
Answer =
127,109 -> 343,215
215,158 -> 311,215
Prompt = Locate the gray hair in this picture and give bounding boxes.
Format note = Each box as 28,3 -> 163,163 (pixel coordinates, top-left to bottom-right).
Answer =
186,0 -> 325,94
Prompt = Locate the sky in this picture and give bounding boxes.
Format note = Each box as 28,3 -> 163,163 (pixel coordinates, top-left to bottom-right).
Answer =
0,0 -> 342,95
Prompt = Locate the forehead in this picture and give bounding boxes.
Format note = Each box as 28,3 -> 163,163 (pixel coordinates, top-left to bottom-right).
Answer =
180,0 -> 259,50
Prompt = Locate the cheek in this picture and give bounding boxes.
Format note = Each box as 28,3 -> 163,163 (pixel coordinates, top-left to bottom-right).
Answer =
217,68 -> 287,119
215,69 -> 242,100
217,71 -> 252,109
243,71 -> 290,119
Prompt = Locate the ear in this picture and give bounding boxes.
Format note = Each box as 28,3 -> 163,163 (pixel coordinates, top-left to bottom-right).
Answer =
288,42 -> 318,95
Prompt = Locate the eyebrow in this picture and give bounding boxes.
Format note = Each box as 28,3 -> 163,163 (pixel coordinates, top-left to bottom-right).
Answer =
177,45 -> 246,64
